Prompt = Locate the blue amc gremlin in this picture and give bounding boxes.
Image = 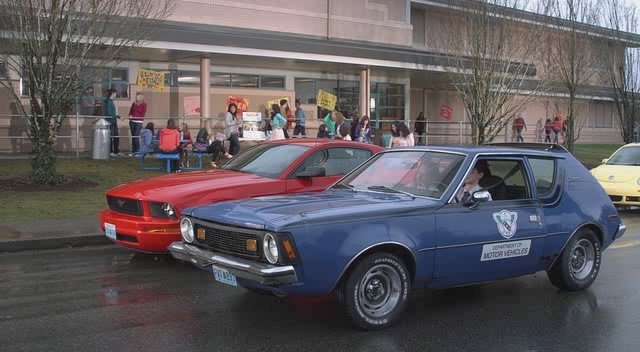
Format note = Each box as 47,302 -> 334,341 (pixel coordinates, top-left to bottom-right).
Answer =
169,144 -> 626,330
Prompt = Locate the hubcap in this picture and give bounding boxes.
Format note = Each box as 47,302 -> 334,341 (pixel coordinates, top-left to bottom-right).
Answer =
357,264 -> 402,318
569,239 -> 596,280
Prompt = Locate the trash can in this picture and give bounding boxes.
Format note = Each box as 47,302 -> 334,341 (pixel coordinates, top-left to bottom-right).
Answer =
92,118 -> 111,160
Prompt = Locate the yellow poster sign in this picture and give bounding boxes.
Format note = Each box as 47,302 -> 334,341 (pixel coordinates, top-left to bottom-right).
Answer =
316,89 -> 336,110
136,68 -> 165,91
266,97 -> 289,109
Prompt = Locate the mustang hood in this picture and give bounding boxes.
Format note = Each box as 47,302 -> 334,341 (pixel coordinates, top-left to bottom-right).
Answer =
592,165 -> 639,183
107,170 -> 271,201
186,190 -> 441,230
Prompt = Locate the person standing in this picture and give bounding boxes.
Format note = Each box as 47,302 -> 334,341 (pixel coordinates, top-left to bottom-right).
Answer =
128,93 -> 147,156
225,103 -> 241,157
103,89 -> 121,156
270,104 -> 287,141
552,116 -> 562,144
544,118 -> 553,143
358,116 -> 372,144
322,110 -> 337,139
293,99 -> 306,137
280,99 -> 294,139
414,112 -> 425,145
512,114 -> 527,143
389,121 -> 414,148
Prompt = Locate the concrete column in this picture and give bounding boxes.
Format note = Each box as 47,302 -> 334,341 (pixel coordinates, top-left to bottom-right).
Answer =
200,57 -> 210,128
359,68 -> 370,118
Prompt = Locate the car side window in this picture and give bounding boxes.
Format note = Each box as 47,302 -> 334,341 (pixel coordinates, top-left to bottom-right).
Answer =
528,158 -> 555,196
292,148 -> 373,177
476,159 -> 531,201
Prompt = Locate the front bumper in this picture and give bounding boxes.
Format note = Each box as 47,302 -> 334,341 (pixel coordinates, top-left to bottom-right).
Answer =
98,210 -> 180,253
169,241 -> 298,286
599,183 -> 640,206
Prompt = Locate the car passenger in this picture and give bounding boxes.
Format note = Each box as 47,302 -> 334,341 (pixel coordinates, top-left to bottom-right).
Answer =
455,160 -> 493,203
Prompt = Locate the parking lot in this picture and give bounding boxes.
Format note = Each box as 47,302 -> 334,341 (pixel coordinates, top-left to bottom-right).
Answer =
1,211 -> 639,352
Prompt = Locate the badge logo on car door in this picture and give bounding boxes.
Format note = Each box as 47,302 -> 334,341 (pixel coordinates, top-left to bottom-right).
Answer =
493,210 -> 518,239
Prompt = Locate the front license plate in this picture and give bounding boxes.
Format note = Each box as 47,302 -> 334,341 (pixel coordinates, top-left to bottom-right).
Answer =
212,266 -> 237,287
104,223 -> 117,240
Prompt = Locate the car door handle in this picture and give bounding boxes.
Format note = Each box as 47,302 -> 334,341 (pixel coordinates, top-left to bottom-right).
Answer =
529,214 -> 541,223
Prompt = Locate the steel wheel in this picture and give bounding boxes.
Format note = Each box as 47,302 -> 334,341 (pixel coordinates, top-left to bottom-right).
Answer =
357,264 -> 402,318
569,239 -> 595,281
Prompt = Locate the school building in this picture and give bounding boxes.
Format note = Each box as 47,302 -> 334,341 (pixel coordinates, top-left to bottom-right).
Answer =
1,0 -> 637,154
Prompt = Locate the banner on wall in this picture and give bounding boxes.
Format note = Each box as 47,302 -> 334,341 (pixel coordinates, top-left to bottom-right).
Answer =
316,89 -> 337,111
136,68 -> 165,91
226,96 -> 249,116
183,96 -> 201,116
440,105 -> 453,120
266,97 -> 289,110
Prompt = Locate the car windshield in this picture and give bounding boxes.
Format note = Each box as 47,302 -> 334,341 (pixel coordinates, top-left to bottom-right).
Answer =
221,144 -> 309,178
334,150 -> 465,199
607,146 -> 640,166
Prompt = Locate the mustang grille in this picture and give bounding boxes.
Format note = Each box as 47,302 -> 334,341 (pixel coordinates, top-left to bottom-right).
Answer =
626,196 -> 640,202
609,195 -> 623,202
193,222 -> 261,260
107,196 -> 143,216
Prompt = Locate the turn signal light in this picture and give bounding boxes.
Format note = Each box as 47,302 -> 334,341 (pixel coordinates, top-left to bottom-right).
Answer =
246,239 -> 257,252
196,228 -> 206,240
144,226 -> 179,233
282,239 -> 297,261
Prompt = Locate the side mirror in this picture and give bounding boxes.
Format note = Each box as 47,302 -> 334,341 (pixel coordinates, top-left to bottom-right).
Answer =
472,190 -> 491,203
296,166 -> 326,178
601,158 -> 609,165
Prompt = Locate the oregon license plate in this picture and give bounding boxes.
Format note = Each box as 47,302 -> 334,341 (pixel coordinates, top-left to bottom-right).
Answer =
104,223 -> 117,240
212,266 -> 237,287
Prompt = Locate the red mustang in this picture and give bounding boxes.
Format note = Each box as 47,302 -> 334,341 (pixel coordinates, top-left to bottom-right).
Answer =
98,139 -> 382,253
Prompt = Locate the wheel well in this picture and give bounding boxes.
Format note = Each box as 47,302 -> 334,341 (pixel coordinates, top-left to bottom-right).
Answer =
333,243 -> 416,292
581,224 -> 604,245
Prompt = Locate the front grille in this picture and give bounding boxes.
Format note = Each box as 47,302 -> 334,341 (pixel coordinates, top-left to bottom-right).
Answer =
626,196 -> 640,202
193,222 -> 261,260
107,196 -> 143,216
609,195 -> 623,202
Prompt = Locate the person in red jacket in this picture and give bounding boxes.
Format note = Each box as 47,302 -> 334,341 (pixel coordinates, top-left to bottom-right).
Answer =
128,93 -> 147,155
159,118 -> 180,172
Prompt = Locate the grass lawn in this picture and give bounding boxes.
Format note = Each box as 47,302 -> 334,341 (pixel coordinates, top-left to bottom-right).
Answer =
0,157 -> 164,221
572,144 -> 623,169
0,143 -> 624,221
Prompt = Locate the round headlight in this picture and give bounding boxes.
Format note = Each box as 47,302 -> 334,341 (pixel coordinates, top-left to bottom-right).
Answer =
263,233 -> 279,264
637,177 -> 640,186
180,218 -> 194,243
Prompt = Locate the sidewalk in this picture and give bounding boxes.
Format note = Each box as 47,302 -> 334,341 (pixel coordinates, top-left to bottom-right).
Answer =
0,216 -> 111,252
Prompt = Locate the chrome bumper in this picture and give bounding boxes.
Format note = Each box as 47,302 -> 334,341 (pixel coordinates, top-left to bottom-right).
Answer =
616,224 -> 627,239
169,241 -> 298,286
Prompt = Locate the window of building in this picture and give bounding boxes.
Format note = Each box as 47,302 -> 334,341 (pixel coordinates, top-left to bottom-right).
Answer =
166,71 -> 283,89
411,8 -> 425,46
528,158 -> 555,196
592,101 -> 613,128
371,82 -> 405,129
260,76 -> 285,88
294,78 -> 360,112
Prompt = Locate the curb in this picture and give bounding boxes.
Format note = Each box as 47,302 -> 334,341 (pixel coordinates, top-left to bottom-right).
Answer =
0,233 -> 113,253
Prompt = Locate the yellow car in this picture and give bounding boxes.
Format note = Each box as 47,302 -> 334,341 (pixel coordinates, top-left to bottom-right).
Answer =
591,143 -> 640,206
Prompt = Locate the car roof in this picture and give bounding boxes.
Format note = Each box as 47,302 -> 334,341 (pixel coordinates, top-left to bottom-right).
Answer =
383,143 -> 568,158
266,138 -> 382,149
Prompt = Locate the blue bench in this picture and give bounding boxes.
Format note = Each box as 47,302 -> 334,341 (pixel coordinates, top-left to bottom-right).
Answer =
136,153 -> 162,171
156,153 -> 180,173
181,152 -> 207,171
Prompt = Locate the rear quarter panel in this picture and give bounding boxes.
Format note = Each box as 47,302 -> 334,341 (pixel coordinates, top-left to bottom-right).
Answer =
542,156 -> 620,266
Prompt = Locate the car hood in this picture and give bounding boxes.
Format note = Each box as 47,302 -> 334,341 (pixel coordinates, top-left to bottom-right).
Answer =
106,169 -> 272,203
186,190 -> 441,230
591,165 -> 640,183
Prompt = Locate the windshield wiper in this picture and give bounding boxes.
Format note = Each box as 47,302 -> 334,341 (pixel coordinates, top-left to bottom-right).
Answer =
333,183 -> 357,192
367,185 -> 416,199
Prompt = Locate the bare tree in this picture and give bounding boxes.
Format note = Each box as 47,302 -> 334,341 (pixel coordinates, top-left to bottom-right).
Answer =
0,0 -> 174,184
544,0 -> 601,152
440,0 -> 549,145
602,0 -> 640,144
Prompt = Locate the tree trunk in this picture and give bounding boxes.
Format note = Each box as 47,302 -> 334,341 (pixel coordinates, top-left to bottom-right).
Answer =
29,116 -> 61,184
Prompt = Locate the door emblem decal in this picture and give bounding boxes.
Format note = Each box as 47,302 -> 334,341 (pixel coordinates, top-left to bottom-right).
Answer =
493,210 -> 518,239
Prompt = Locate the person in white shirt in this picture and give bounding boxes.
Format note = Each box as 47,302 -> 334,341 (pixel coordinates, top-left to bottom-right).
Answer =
455,160 -> 493,203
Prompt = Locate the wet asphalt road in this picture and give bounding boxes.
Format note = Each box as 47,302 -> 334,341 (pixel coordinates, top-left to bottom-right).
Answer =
2,212 -> 640,352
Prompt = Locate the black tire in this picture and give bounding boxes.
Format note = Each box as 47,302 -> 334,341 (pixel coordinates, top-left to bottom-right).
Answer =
547,229 -> 601,291
342,252 -> 410,330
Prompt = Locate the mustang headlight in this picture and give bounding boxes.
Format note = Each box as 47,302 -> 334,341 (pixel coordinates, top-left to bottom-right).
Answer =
263,233 -> 279,264
180,218 -> 194,243
149,202 -> 177,219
